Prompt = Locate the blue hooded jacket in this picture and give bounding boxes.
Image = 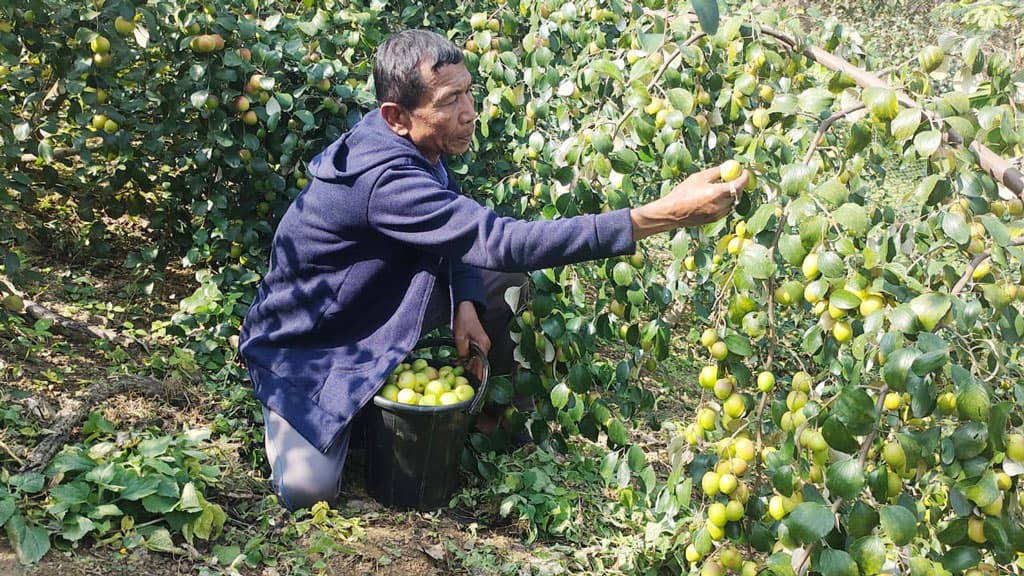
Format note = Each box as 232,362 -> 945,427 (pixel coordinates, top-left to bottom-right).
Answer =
239,109 -> 637,452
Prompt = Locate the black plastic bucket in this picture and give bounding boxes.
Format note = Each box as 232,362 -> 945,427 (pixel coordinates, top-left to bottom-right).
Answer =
365,338 -> 490,511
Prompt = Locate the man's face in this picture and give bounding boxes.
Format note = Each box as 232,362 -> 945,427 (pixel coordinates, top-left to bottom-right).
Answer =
404,61 -> 477,164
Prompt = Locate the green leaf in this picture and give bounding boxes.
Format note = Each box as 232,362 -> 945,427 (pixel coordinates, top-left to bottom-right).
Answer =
818,549 -> 858,576
607,418 -> 628,447
691,0 -> 720,35
829,289 -> 862,310
833,203 -> 869,235
883,347 -> 920,392
784,502 -> 835,544
963,470 -> 1000,507
879,505 -> 917,545
60,515 -> 95,542
610,149 -> 638,174
627,445 -> 646,472
849,535 -> 886,575
723,334 -> 754,357
989,401 -> 1012,451
914,131 -> 942,157
798,87 -> 834,114
144,528 -> 181,553
6,515 -> 50,565
941,547 -> 981,573
910,292 -> 950,332
666,88 -> 694,116
942,212 -> 970,245
747,203 -> 776,236
0,498 -> 15,526
980,215 -> 1010,247
814,178 -> 849,208
177,482 -> 202,513
121,476 -> 161,501
826,457 -> 865,500
779,234 -> 808,265
214,544 -> 241,565
738,242 -> 774,279
835,388 -> 877,435
891,108 -> 921,141
816,251 -> 844,278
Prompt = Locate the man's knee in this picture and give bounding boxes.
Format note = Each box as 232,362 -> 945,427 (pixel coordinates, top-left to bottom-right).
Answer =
275,474 -> 342,511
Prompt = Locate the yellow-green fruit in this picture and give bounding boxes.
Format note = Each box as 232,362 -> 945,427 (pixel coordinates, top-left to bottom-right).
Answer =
967,517 -> 986,543
884,392 -> 901,411
714,378 -> 733,400
882,441 -> 906,471
699,365 -> 718,389
832,320 -> 852,343
114,16 -> 135,35
719,473 -> 738,495
726,499 -> 745,522
802,252 -> 820,280
757,371 -> 775,392
981,494 -> 1003,516
1006,433 -> 1024,462
90,35 -> 111,53
719,547 -> 742,571
768,495 -> 786,520
697,408 -> 718,431
860,294 -> 884,316
735,438 -> 755,461
685,544 -> 702,564
708,501 -> 727,527
936,391 -> 956,415
741,561 -> 758,576
792,371 -> 812,392
702,471 -> 721,496
706,522 -> 725,541
786,390 -> 808,411
701,560 -> 724,576
700,327 -> 718,347
710,340 -> 729,360
723,394 -> 746,418
720,159 -> 742,181
996,472 -> 1012,491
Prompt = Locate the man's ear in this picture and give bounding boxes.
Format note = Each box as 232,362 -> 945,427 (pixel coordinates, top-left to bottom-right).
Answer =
380,102 -> 412,137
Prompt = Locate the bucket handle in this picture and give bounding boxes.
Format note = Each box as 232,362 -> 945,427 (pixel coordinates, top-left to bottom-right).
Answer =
413,337 -> 490,416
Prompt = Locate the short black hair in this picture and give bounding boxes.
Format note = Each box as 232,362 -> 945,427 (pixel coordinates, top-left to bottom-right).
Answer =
373,29 -> 465,110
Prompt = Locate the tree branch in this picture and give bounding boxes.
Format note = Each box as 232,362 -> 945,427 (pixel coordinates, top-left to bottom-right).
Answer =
20,374 -> 171,472
951,237 -> 1024,295
0,275 -> 146,351
803,104 -> 866,165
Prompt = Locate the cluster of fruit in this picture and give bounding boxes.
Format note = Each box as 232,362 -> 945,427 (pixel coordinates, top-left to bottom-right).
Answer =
377,358 -> 476,406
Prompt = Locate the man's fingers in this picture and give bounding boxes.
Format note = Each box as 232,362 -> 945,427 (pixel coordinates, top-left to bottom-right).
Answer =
711,170 -> 751,195
690,165 -> 722,182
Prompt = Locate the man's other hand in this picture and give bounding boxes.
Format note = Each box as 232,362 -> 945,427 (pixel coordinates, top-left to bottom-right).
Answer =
453,300 -> 491,381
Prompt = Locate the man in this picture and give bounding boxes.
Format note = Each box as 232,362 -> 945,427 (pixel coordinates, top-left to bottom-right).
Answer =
239,29 -> 748,511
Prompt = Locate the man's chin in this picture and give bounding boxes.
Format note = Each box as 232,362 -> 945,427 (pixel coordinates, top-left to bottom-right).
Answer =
449,140 -> 473,155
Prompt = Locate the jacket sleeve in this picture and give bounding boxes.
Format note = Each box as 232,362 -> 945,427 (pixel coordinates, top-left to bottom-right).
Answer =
450,260 -> 486,308
367,162 -> 636,272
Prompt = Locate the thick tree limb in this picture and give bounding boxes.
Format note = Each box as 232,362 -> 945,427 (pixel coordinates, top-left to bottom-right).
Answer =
20,374 -> 169,472
756,26 -> 1024,197
0,275 -> 143,351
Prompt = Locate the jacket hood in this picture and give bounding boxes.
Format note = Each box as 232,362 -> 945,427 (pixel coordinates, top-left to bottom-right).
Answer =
307,108 -> 428,181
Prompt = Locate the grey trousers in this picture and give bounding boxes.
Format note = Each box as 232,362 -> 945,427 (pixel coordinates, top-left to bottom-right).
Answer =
262,270 -> 528,510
